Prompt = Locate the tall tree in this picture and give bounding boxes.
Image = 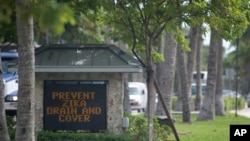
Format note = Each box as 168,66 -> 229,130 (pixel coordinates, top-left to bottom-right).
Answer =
14,1 -> 75,140
0,1 -> 13,141
177,44 -> 191,122
187,25 -> 202,112
174,67 -> 183,111
194,25 -> 203,111
155,32 -> 177,117
102,1 -> 191,140
198,28 -> 218,120
0,49 -> 10,141
187,25 -> 201,99
198,0 -> 249,120
224,26 -> 250,95
215,34 -> 224,116
15,0 -> 35,140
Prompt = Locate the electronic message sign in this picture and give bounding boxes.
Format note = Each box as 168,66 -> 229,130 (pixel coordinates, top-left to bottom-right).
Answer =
43,80 -> 107,131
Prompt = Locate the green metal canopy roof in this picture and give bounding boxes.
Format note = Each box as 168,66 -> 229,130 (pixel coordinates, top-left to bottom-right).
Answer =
9,44 -> 142,73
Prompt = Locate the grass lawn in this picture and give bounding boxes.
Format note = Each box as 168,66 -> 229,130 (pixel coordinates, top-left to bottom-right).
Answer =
169,113 -> 250,141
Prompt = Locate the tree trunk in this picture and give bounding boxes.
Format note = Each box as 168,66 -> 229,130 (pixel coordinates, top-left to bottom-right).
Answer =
144,38 -> 155,141
215,34 -> 225,116
177,45 -> 191,123
15,1 -> 35,141
197,28 -> 218,121
0,49 -> 10,141
187,25 -> 200,95
155,32 -> 177,117
123,73 -> 131,114
118,42 -> 131,114
174,68 -> 183,111
186,25 -> 202,111
194,25 -> 203,111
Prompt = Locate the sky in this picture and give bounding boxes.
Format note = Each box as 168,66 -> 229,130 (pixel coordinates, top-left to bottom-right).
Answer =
202,31 -> 235,55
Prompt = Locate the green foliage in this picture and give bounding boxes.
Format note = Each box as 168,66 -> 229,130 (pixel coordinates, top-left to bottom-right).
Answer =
224,97 -> 245,112
173,27 -> 190,52
37,131 -> 133,141
16,0 -> 76,36
6,116 -> 16,141
0,1 -> 17,42
35,0 -> 105,44
33,1 -> 76,36
126,115 -> 148,141
207,0 -> 250,40
37,114 -> 171,141
102,0 -> 249,51
152,49 -> 164,62
224,38 -> 250,78
0,1 -> 12,24
125,114 -> 171,141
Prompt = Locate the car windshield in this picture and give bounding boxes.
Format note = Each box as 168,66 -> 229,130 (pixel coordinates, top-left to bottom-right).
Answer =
129,87 -> 140,95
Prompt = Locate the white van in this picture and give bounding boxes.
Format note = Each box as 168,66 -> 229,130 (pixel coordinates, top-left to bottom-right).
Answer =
193,71 -> 207,82
191,83 -> 206,95
129,82 -> 147,112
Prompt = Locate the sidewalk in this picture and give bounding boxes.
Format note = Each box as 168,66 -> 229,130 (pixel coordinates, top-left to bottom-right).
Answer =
230,106 -> 250,118
133,106 -> 250,118
172,107 -> 250,118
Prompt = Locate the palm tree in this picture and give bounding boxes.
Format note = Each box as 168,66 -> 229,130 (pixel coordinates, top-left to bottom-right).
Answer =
198,28 -> 219,120
177,44 -> 191,123
187,25 -> 202,111
194,25 -> 203,111
15,1 -> 35,140
0,49 -> 10,141
215,33 -> 225,116
155,32 -> 177,117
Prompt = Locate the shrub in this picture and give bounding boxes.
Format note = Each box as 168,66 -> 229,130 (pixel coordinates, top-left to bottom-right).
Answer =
37,114 -> 171,141
37,131 -> 133,141
7,116 -> 16,141
125,114 -> 171,141
224,97 -> 245,112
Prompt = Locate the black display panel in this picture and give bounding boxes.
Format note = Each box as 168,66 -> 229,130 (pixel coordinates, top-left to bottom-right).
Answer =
43,80 -> 108,132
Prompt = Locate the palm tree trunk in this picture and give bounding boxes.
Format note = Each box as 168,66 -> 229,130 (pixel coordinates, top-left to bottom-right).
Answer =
177,45 -> 191,123
215,34 -> 225,115
187,25 -> 202,111
187,25 -> 200,94
155,32 -> 177,116
195,26 -> 203,111
174,67 -> 183,111
15,0 -> 35,140
0,49 -> 10,141
197,28 -> 218,120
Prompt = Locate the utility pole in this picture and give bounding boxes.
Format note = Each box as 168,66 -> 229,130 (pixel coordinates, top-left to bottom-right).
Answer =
235,38 -> 239,117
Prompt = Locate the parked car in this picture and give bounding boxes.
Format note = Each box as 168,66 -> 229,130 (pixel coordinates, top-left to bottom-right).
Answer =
129,82 -> 147,112
1,50 -> 19,115
5,90 -> 18,115
2,72 -> 18,97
